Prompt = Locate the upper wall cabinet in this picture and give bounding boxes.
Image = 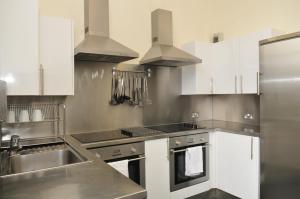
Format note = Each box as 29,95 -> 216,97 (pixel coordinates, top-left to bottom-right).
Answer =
181,29 -> 282,95
181,42 -> 213,95
40,17 -> 74,95
0,0 -> 40,95
212,39 -> 239,94
0,0 -> 74,96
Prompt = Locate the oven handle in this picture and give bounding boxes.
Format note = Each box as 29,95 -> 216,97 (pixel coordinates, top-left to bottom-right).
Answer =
170,144 -> 210,153
128,155 -> 146,162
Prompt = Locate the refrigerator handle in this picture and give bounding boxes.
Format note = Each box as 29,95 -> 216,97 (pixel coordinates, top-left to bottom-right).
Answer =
240,75 -> 243,94
210,77 -> 214,94
235,75 -> 237,94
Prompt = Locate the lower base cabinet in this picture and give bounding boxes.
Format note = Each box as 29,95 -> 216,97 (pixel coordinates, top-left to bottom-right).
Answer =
145,138 -> 170,199
214,131 -> 260,199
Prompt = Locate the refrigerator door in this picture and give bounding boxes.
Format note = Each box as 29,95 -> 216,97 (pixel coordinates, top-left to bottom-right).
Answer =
0,80 -> 6,121
260,34 -> 300,199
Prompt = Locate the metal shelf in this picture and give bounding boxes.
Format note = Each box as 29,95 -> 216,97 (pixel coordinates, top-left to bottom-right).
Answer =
5,103 -> 65,139
5,119 -> 63,125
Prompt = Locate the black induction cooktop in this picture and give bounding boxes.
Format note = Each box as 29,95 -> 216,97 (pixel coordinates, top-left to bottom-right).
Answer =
72,130 -> 132,143
146,123 -> 204,133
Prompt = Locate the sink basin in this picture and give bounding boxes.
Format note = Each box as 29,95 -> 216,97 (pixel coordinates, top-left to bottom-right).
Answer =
1,147 -> 86,176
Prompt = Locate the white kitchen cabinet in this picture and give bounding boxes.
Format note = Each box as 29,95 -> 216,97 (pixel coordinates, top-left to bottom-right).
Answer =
40,16 -> 74,95
181,42 -> 213,95
0,0 -> 39,95
238,29 -> 281,94
145,138 -> 170,199
181,29 -> 283,95
212,40 -> 239,94
215,131 -> 259,199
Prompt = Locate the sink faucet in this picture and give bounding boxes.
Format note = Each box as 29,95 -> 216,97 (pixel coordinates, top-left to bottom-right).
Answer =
191,112 -> 200,124
9,135 -> 22,155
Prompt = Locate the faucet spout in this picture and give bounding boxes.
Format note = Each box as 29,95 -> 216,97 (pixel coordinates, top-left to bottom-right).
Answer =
9,135 -> 22,154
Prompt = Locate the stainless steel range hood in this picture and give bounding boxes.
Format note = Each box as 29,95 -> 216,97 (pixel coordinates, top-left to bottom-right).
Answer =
75,0 -> 139,63
140,9 -> 201,67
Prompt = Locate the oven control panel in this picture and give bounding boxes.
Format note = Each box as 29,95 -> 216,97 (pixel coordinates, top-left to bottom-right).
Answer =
169,133 -> 209,149
89,142 -> 145,161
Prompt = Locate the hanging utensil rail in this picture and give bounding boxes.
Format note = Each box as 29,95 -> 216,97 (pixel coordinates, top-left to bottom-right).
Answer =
112,67 -> 151,77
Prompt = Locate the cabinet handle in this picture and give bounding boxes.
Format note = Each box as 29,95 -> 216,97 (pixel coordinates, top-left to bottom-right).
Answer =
240,75 -> 243,94
210,78 -> 214,94
251,137 -> 253,160
257,72 -> 260,95
235,75 -> 237,94
39,64 -> 44,95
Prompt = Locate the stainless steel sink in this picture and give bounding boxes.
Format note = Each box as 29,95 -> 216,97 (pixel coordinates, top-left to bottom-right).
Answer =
0,146 -> 86,176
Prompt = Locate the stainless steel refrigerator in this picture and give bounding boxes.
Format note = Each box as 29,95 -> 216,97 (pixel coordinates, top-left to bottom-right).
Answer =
260,32 -> 300,199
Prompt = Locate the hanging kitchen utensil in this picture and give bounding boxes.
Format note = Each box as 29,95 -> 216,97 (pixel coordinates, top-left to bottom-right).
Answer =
110,71 -> 118,105
124,72 -> 131,102
135,75 -> 140,105
144,76 -> 152,105
117,72 -> 125,104
138,75 -> 143,107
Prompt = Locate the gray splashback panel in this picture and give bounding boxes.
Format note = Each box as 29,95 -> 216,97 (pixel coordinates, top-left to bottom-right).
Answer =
143,66 -> 212,125
65,62 -> 143,134
212,94 -> 259,125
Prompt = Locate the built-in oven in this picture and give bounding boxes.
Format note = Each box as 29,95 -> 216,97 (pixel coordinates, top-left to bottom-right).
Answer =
169,133 -> 209,192
89,142 -> 145,188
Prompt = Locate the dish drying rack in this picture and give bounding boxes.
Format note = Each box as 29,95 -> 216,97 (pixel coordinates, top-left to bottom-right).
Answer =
7,103 -> 63,124
5,103 -> 66,138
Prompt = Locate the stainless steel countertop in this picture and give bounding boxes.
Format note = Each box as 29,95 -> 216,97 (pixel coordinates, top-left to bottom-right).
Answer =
0,120 -> 257,199
196,120 -> 260,137
0,136 -> 147,199
80,120 -> 259,149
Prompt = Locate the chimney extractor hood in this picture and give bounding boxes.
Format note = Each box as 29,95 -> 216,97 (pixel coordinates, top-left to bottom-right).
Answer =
75,0 -> 139,63
140,9 -> 201,67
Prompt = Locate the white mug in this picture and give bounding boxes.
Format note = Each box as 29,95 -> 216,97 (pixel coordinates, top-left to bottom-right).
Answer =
19,110 -> 29,122
32,109 -> 43,122
7,110 -> 16,123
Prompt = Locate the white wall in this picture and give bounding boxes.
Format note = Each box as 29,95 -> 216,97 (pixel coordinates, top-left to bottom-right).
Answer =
39,0 -> 300,61
207,0 -> 300,40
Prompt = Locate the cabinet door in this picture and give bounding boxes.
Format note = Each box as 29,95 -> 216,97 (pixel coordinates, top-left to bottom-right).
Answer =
40,17 -> 74,95
145,138 -> 170,199
181,42 -> 213,95
0,0 -> 39,95
239,31 -> 273,94
181,43 -> 197,95
215,132 -> 259,199
212,40 -> 238,94
195,42 -> 213,94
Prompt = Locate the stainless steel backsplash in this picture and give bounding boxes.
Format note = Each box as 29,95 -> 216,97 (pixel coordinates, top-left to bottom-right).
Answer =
212,94 -> 260,125
143,67 -> 213,125
65,62 -> 144,134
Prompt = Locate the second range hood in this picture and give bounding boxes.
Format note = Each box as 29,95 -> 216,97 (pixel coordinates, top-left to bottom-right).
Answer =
140,9 -> 201,67
75,0 -> 139,63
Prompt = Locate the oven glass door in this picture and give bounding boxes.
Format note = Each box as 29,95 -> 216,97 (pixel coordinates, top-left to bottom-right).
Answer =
106,155 -> 145,187
170,144 -> 209,191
